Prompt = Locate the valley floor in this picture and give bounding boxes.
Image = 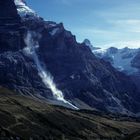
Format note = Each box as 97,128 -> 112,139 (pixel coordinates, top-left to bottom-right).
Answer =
0,87 -> 140,140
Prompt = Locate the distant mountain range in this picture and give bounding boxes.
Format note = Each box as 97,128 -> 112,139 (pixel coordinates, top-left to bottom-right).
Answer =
93,46 -> 140,74
92,45 -> 140,92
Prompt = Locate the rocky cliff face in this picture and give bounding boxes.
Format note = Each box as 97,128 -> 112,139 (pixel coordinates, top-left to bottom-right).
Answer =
36,23 -> 140,114
0,0 -> 19,18
131,50 -> 140,91
0,0 -> 140,114
0,0 -> 23,51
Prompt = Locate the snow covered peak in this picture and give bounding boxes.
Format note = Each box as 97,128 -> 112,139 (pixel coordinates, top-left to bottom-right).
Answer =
14,0 -> 36,17
83,39 -> 101,50
14,0 -> 26,6
93,47 -> 139,75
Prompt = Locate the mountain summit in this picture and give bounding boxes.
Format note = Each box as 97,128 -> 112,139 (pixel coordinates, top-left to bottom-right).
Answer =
93,47 -> 139,75
14,0 -> 36,17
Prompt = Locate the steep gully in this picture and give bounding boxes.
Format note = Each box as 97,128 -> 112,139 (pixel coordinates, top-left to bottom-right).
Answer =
24,31 -> 78,109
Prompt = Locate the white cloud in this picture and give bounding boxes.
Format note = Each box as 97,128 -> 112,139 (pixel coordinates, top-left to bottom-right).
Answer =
108,19 -> 140,33
53,0 -> 81,6
96,41 -> 140,49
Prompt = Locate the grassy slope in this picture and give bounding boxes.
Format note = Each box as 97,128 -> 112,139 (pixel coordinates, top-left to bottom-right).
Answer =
0,87 -> 140,140
123,131 -> 140,140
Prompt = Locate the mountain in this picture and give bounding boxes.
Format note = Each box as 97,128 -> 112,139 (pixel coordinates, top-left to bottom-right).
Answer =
1,0 -> 140,139
93,47 -> 140,91
93,47 -> 140,75
0,0 -> 140,115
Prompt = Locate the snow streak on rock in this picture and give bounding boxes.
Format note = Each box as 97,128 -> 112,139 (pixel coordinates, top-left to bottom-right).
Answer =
24,31 -> 78,110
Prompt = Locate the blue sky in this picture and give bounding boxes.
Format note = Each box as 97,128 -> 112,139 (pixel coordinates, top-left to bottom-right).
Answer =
26,0 -> 140,48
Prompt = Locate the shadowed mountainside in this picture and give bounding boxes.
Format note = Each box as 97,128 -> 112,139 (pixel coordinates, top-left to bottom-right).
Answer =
0,0 -> 140,114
